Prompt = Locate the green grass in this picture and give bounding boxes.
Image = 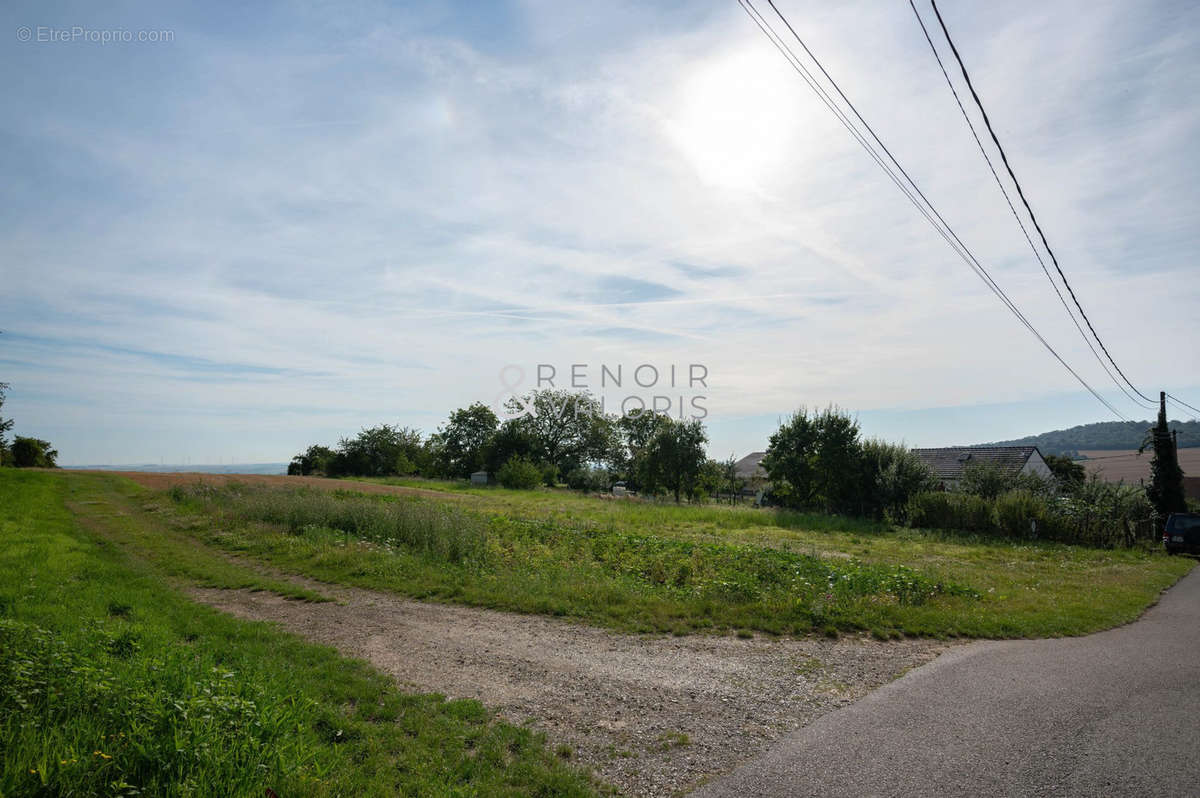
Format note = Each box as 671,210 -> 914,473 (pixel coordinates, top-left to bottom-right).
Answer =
0,470 -> 599,797
172,476 -> 1194,638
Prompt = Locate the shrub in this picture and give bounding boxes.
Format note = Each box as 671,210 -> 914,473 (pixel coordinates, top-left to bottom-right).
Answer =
860,440 -> 936,521
497,456 -> 543,490
906,491 -> 994,533
994,489 -> 1051,538
565,467 -> 609,493
540,463 -> 559,488
906,477 -> 1155,548
957,462 -> 1053,500
10,437 -> 57,468
1054,476 -> 1155,546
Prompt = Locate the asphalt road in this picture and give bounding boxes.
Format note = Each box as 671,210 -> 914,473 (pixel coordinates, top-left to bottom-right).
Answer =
695,564 -> 1200,798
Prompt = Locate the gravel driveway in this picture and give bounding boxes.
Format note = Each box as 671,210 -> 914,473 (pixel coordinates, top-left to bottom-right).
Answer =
192,583 -> 949,796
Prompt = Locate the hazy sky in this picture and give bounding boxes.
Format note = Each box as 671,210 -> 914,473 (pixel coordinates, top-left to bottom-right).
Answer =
3,0 -> 1198,465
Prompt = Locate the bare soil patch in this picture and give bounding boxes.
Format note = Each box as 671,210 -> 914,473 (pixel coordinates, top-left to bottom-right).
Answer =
192,582 -> 950,796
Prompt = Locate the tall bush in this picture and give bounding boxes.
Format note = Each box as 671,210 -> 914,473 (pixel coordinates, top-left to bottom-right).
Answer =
906,491 -> 994,533
497,456 -> 542,490
763,407 -> 864,514
859,440 -> 936,521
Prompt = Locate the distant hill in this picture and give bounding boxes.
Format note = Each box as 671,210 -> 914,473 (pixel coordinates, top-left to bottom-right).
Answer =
982,420 -> 1200,456
64,462 -> 289,475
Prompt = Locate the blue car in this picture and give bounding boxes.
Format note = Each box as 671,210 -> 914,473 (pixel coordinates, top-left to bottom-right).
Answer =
1164,513 -> 1200,555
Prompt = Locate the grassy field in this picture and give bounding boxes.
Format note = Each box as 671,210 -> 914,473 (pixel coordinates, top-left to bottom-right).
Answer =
156,473 -> 1194,639
0,470 -> 598,797
2,470 -> 1192,795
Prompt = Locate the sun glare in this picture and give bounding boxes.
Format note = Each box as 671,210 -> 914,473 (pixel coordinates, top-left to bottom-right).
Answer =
665,46 -> 809,192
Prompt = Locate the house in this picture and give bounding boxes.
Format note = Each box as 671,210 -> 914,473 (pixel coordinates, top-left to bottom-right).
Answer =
733,451 -> 769,497
911,446 -> 1051,490
733,451 -> 767,482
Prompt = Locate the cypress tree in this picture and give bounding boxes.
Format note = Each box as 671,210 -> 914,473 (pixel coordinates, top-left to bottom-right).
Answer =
1146,391 -> 1186,522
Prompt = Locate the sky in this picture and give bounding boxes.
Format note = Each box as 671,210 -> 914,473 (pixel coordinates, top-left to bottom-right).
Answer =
2,0 -> 1198,466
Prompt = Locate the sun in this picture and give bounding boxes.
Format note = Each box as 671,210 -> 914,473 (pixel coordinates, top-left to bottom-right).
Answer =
665,45 -> 810,192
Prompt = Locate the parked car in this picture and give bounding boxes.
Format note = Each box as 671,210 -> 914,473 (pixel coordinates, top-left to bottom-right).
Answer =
1163,513 -> 1200,555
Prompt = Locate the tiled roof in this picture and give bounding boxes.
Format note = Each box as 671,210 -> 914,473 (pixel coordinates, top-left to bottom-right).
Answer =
911,446 -> 1040,481
734,451 -> 767,479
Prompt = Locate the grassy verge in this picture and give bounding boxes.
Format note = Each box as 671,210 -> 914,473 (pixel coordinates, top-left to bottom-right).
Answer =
0,470 -> 598,797
170,477 -> 1194,638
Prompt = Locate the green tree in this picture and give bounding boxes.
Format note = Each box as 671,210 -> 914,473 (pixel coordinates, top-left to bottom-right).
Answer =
762,409 -> 819,509
287,444 -> 336,476
859,440 -> 936,520
640,417 -> 708,503
430,402 -> 499,478
504,390 -> 614,476
614,410 -> 670,490
1043,454 -> 1086,491
329,425 -> 424,477
0,382 -> 12,467
762,407 -> 864,513
692,458 -> 724,503
484,421 -> 537,473
811,407 -> 864,514
1145,393 -> 1186,521
721,455 -> 745,505
11,436 -> 57,468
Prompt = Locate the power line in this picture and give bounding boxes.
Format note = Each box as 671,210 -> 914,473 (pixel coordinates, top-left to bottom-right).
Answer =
924,0 -> 1155,407
1167,393 -> 1200,419
746,0 -> 1127,421
737,0 -> 1129,421
907,0 -> 1155,413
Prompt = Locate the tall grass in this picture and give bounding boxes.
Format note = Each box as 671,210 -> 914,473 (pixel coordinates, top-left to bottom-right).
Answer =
0,618 -> 314,797
167,483 -> 977,636
172,483 -> 487,564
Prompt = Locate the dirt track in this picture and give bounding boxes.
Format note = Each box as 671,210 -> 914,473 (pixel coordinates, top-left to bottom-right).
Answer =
102,469 -> 951,794
194,580 -> 947,796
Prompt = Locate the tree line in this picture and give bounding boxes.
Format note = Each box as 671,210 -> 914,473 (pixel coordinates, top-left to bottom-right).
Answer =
289,392 -> 1187,543
288,389 -> 730,501
289,394 -> 946,512
987,418 -> 1200,455
0,382 -> 58,468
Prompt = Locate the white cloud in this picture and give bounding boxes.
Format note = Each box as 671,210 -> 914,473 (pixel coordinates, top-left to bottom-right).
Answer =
2,0 -> 1197,463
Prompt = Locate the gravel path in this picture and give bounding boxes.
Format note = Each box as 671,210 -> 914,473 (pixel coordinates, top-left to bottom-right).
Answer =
192,583 -> 950,796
